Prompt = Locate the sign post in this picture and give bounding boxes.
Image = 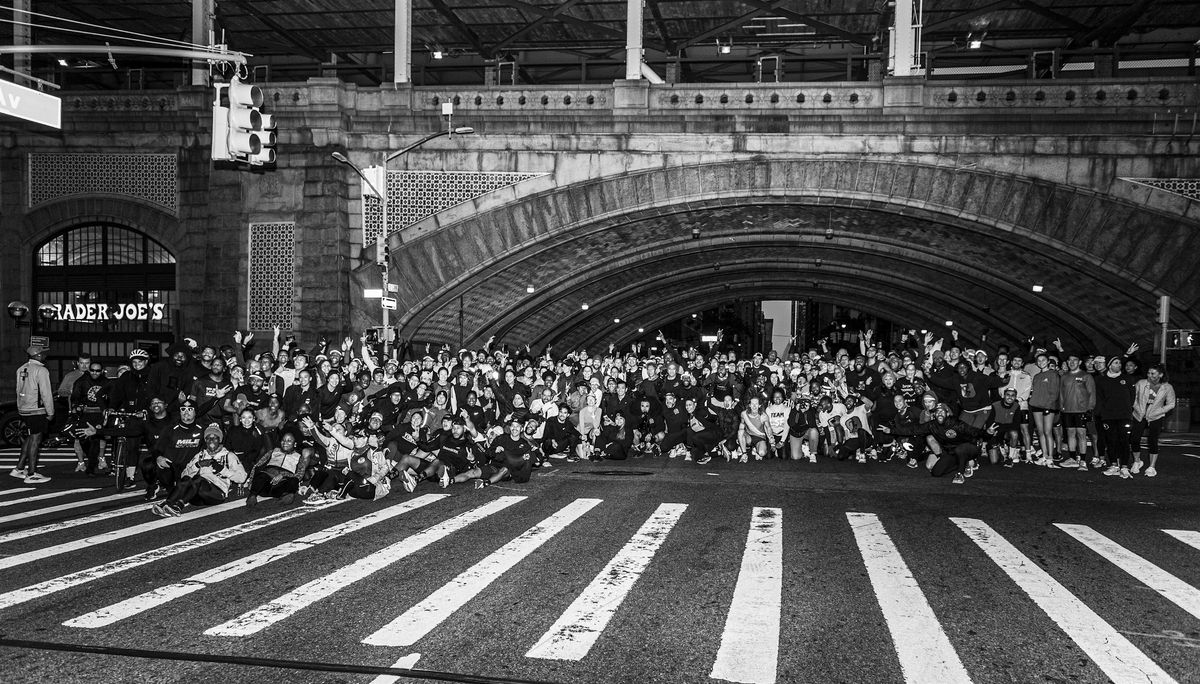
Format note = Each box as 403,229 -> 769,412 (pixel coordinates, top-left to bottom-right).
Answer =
0,79 -> 61,129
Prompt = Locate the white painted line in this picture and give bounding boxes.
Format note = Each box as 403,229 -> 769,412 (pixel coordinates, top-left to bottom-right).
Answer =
66,494 -> 446,629
0,490 -> 141,528
0,502 -> 327,611
1181,453 -> 1200,460
0,488 -> 34,497
709,507 -> 784,684
526,503 -> 687,661
953,518 -> 1176,684
368,653 -> 422,684
847,513 -> 971,684
1058,524 -> 1200,621
205,496 -> 525,637
0,488 -> 97,508
364,497 -> 602,647
0,494 -> 143,543
0,499 -> 245,571
1163,529 -> 1200,552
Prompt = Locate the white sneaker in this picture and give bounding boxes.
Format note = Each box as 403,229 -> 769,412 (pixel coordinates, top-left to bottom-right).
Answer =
1130,461 -> 1143,475
438,468 -> 450,489
855,452 -> 866,464
739,452 -> 748,464
97,457 -> 109,473
801,443 -> 812,460
1119,467 -> 1132,479
9,468 -> 28,479
24,473 -> 51,484
1059,458 -> 1080,469
74,461 -> 86,473
1145,466 -> 1157,477
401,470 -> 416,493
1033,457 -> 1049,467
1102,465 -> 1120,476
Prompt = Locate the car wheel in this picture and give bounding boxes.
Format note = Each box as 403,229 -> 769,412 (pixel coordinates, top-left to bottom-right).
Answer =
0,414 -> 29,448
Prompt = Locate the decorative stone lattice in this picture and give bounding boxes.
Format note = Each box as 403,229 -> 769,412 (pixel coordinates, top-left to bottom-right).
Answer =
362,171 -> 543,247
28,153 -> 178,214
248,222 -> 295,330
1120,178 -> 1200,202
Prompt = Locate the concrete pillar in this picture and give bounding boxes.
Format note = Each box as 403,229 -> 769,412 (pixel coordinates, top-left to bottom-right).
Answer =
191,0 -> 214,86
394,0 -> 412,84
890,0 -> 917,77
625,0 -> 643,80
12,0 -> 30,76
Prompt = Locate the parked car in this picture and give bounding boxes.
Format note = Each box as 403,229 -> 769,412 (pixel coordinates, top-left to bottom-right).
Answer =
0,397 -> 71,448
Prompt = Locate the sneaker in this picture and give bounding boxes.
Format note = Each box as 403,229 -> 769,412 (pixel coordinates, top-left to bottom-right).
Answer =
964,464 -> 975,478
23,473 -> 51,484
683,454 -> 693,462
952,473 -> 965,484
808,456 -> 817,464
739,452 -> 748,464
800,443 -> 812,460
166,503 -> 182,517
696,456 -> 712,465
74,461 -> 86,473
97,457 -> 109,472
1119,467 -> 1132,479
1059,458 -> 1080,469
9,468 -> 27,480
1045,461 -> 1061,469
150,503 -> 170,518
1102,465 -> 1120,477
1145,466 -> 1157,477
1003,458 -> 1015,468
1032,457 -> 1048,467
303,492 -> 326,505
143,485 -> 157,501
245,494 -> 257,509
438,468 -> 450,489
907,458 -> 918,469
401,470 -> 416,493
855,452 -> 866,464
1131,461 -> 1143,475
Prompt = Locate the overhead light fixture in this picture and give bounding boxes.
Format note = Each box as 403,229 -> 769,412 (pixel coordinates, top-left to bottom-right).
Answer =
581,303 -> 589,310
613,318 -> 621,324
921,329 -> 928,334
57,58 -> 69,67
526,286 -> 535,294
1031,284 -> 1044,293
945,320 -> 954,327
363,288 -> 383,299
716,38 -> 732,54
967,31 -> 986,49
638,327 -> 645,333
691,313 -> 698,319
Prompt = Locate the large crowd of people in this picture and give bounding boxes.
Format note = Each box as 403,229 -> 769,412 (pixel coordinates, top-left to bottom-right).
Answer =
8,324 -> 1179,514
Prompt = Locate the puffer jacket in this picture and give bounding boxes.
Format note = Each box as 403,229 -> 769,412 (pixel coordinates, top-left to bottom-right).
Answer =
1132,379 -> 1176,423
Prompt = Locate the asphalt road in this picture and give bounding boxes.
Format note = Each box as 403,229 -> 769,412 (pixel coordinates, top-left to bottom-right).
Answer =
1,438 -> 1199,684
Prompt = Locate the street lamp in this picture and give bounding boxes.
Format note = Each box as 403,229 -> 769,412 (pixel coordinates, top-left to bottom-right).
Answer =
332,125 -> 474,355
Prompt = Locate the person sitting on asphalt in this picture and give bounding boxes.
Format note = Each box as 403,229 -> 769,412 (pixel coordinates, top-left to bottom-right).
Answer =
246,431 -> 308,507
474,417 -> 537,489
153,423 -> 247,516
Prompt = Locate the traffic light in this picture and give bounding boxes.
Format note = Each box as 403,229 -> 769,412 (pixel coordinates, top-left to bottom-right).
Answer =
1168,329 -> 1195,349
210,76 -> 276,166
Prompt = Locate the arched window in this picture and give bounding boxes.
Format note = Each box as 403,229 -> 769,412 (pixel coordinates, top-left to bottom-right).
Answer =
34,223 -> 177,363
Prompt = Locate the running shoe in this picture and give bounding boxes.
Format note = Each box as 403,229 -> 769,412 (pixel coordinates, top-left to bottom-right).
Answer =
1145,466 -> 1157,477
906,458 -> 918,469
1119,467 -> 1132,479
739,452 -> 748,464
97,457 -> 109,473
952,473 -> 965,484
439,467 -> 451,489
23,473 -> 51,484
143,485 -> 157,501
683,454 -> 692,462
1003,458 -> 1015,468
1102,465 -> 1120,476
9,468 -> 27,479
163,503 -> 182,517
1131,460 -> 1143,475
401,470 -> 417,493
74,462 -> 86,473
696,456 -> 712,465
150,503 -> 170,518
964,464 -> 975,478
855,452 -> 866,464
1058,458 -> 1080,469
303,492 -> 326,505
245,494 -> 257,508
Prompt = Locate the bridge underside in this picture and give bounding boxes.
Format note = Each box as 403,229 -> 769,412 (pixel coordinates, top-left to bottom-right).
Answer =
397,198 -> 1177,354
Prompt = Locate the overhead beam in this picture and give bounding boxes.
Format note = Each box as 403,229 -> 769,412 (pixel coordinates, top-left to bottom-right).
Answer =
676,2 -> 787,51
646,0 -> 676,55
229,0 -> 382,84
1013,0 -> 1089,32
492,0 -> 666,53
923,0 -> 1014,34
1069,0 -> 1157,48
738,0 -> 870,45
426,0 -> 493,59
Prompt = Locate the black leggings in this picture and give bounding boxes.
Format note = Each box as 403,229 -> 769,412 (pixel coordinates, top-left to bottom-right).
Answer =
931,443 -> 979,477
1129,418 -> 1163,455
164,476 -> 225,507
1100,420 -> 1132,467
249,471 -> 300,498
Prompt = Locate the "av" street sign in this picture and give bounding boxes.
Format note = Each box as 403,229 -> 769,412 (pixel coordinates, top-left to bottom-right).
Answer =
0,79 -> 61,129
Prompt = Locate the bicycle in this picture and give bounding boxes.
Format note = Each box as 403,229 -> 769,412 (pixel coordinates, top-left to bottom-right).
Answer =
102,409 -> 145,491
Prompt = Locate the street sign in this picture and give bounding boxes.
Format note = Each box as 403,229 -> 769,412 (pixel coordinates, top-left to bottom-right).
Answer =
28,335 -> 49,347
0,79 -> 61,129
380,297 -> 397,310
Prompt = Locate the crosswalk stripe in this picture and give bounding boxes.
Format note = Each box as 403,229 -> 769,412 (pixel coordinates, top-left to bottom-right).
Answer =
526,502 -> 687,661
709,507 -> 784,684
204,495 -> 526,638
363,497 -> 603,648
953,518 -> 1176,684
1057,524 -> 1200,621
0,488 -> 34,497
1163,529 -> 1200,552
65,495 -> 446,629
368,653 -> 423,684
1182,453 -> 1200,460
0,488 -> 98,508
0,499 -> 243,571
0,491 -> 142,538
847,512 -> 971,684
0,502 -> 331,611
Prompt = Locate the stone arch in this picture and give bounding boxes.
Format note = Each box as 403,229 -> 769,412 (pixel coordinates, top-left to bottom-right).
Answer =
391,159 -> 1200,351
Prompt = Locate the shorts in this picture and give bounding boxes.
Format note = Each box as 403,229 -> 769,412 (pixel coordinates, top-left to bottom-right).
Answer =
438,457 -> 475,478
1012,409 -> 1029,424
22,414 -> 50,436
1061,412 -> 1088,429
1029,406 -> 1058,416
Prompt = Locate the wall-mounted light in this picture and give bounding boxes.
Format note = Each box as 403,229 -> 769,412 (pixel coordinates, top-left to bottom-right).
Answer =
691,228 -> 700,240
824,228 -> 834,240
1031,284 -> 1044,293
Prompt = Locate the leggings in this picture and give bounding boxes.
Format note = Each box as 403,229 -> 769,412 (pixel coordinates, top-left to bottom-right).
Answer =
1099,420 -> 1132,467
1128,418 -> 1163,455
931,443 -> 979,477
164,476 -> 225,507
249,471 -> 300,498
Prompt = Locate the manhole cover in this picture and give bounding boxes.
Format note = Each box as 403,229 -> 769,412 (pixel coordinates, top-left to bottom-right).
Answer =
576,470 -> 655,477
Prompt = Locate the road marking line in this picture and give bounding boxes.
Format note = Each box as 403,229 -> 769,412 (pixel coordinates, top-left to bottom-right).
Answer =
952,518 -> 1176,684
205,496 -> 525,637
0,494 -> 143,542
0,490 -> 141,529
65,494 -> 447,629
0,488 -> 34,497
1181,453 -> 1200,460
847,513 -> 971,684
709,507 -> 784,684
368,653 -> 422,684
0,499 -> 245,571
1163,529 -> 1200,552
364,497 -> 602,648
0,502 -> 326,611
1057,524 -> 1200,621
526,502 -> 687,661
0,488 -> 97,508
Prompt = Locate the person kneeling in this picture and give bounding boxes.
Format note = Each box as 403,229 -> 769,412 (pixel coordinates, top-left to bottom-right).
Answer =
152,424 -> 247,517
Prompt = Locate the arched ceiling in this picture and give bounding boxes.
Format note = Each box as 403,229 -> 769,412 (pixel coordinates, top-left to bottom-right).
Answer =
389,159 -> 1200,355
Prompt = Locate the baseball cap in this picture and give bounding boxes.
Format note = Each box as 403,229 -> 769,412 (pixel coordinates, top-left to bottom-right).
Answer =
25,344 -> 48,357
